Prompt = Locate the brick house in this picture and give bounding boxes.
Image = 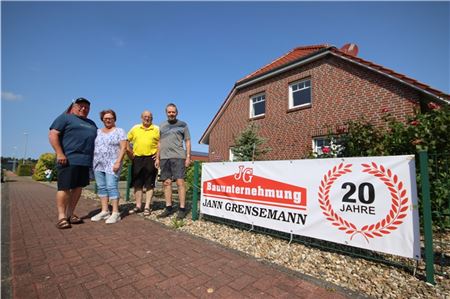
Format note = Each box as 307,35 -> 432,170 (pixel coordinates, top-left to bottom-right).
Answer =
199,44 -> 449,161
191,151 -> 209,162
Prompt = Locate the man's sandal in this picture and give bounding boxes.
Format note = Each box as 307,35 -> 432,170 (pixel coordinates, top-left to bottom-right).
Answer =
68,214 -> 83,224
56,218 -> 72,229
143,208 -> 151,216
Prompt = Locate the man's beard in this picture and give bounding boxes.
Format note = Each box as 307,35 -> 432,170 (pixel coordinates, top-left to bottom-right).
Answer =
168,118 -> 177,124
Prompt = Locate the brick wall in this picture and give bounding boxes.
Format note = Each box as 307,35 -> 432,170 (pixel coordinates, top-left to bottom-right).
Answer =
208,55 -> 421,161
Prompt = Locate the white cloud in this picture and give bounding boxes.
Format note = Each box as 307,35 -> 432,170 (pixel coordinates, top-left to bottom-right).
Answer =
1,91 -> 23,101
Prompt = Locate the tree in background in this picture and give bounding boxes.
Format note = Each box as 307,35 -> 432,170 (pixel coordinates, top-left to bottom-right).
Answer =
231,123 -> 270,161
32,153 -> 56,181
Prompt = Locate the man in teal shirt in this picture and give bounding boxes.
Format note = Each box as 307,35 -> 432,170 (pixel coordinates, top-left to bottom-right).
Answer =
49,97 -> 97,229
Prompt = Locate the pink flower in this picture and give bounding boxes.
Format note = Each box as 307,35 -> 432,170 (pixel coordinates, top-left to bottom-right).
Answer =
322,146 -> 331,154
412,139 -> 423,145
427,102 -> 440,110
381,107 -> 389,113
410,120 -> 419,126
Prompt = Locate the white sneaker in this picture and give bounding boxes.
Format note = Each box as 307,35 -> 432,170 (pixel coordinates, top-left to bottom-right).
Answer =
91,211 -> 110,222
105,212 -> 121,224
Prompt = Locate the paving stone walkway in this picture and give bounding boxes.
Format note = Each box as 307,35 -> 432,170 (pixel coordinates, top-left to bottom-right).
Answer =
2,175 -> 360,298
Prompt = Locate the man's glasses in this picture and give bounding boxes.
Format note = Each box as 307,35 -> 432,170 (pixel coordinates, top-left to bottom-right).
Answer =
75,104 -> 90,110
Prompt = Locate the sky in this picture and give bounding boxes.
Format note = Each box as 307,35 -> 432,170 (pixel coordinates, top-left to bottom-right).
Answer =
1,1 -> 449,159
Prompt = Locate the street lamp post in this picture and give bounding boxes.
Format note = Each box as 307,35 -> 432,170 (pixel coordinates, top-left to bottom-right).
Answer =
12,146 -> 18,172
23,132 -> 29,165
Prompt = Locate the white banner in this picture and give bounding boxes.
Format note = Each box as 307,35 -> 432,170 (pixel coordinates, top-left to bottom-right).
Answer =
200,155 -> 421,259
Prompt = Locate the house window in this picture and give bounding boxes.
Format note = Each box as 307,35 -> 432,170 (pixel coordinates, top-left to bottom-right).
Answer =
312,136 -> 344,157
289,79 -> 311,109
250,93 -> 265,118
313,137 -> 330,155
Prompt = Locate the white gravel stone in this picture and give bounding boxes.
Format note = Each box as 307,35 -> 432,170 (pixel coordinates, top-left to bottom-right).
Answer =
82,189 -> 449,298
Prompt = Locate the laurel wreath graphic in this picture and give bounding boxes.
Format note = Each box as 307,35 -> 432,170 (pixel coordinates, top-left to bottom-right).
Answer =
318,162 -> 409,243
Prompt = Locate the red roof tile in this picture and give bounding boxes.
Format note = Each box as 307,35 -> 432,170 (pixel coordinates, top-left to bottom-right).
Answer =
236,44 -> 450,100
237,44 -> 331,84
330,48 -> 450,101
236,44 -> 448,101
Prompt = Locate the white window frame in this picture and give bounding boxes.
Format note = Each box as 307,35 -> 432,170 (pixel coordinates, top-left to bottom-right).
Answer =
289,79 -> 311,109
312,137 -> 330,156
229,148 -> 236,161
249,93 -> 266,118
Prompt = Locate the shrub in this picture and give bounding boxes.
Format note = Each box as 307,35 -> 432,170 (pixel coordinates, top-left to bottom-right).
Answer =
338,104 -> 449,227
120,156 -> 131,181
186,161 -> 202,202
17,164 -> 34,176
32,153 -> 57,181
341,104 -> 449,157
117,157 -> 152,200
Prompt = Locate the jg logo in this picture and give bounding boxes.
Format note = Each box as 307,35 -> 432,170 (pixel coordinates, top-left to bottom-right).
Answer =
234,166 -> 253,183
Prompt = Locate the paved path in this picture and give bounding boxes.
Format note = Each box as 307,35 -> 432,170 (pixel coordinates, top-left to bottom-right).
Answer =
2,176 -> 360,298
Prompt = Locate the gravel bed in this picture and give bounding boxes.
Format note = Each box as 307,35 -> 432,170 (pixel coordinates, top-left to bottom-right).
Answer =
82,190 -> 449,299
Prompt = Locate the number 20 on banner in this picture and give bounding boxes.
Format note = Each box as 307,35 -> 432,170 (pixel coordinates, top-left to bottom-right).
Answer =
318,162 -> 410,243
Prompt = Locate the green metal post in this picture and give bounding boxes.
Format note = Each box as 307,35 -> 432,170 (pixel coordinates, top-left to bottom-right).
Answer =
419,150 -> 435,285
191,161 -> 200,221
126,163 -> 132,201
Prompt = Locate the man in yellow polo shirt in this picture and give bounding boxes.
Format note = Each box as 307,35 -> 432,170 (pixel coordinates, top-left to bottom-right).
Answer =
127,110 -> 159,216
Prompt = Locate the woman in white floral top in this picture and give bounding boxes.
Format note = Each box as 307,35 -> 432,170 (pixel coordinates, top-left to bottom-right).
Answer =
91,109 -> 127,224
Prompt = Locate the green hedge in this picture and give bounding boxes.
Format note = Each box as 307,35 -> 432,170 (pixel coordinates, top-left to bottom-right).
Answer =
186,161 -> 203,202
17,164 -> 33,176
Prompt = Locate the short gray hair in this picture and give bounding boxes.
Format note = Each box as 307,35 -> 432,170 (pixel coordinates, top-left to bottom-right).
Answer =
166,103 -> 177,112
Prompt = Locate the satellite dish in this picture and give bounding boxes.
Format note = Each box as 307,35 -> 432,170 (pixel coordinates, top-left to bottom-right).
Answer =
340,43 -> 359,56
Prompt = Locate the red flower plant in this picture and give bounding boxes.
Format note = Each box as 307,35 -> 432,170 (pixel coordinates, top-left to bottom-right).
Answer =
427,102 -> 440,110
322,146 -> 331,154
410,120 -> 419,126
381,107 -> 389,113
